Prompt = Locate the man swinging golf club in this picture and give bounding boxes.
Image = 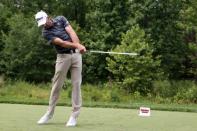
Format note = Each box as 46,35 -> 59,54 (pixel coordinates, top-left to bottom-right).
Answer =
35,10 -> 86,127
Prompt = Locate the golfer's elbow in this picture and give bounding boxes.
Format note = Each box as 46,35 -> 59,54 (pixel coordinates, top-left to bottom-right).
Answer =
52,38 -> 67,47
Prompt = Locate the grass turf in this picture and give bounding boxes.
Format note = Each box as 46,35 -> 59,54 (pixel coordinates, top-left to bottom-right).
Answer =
0,104 -> 197,131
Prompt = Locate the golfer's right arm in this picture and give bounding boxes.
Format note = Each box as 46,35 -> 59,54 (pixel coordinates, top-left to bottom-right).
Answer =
52,38 -> 85,52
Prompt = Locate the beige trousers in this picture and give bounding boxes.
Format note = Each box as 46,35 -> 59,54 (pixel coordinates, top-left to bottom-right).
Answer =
47,52 -> 82,118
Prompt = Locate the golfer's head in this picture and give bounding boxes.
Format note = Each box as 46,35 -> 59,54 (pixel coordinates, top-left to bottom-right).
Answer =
35,10 -> 53,28
35,10 -> 48,27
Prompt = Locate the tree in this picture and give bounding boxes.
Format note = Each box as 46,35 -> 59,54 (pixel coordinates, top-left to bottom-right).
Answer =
178,0 -> 197,80
0,4 -> 12,74
2,14 -> 55,82
130,0 -> 194,80
82,0 -> 133,82
107,26 -> 163,94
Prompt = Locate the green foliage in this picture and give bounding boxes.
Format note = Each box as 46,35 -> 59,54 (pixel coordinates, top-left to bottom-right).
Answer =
0,80 -> 50,99
110,87 -> 121,102
82,0 -> 132,82
1,80 -> 197,107
81,82 -> 129,102
0,75 -> 4,88
107,26 -> 163,94
0,0 -> 196,96
178,0 -> 197,80
183,43 -> 197,79
153,80 -> 175,98
2,14 -> 55,82
153,80 -> 197,103
0,0 -> 87,27
130,0 -> 195,79
0,5 -> 12,74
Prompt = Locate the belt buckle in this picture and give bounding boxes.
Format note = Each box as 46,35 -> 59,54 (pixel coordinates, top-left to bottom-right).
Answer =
75,49 -> 79,53
70,49 -> 73,54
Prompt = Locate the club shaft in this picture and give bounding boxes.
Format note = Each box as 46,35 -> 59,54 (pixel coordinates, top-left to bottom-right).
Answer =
89,50 -> 138,56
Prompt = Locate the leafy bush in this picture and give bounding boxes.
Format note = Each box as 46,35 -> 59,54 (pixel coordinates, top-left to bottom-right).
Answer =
0,75 -> 4,88
185,85 -> 197,103
82,84 -> 105,102
153,80 -> 197,103
131,0 -> 191,80
0,80 -> 50,99
110,88 -> 121,102
173,81 -> 197,103
0,5 -> 11,74
2,14 -> 55,82
153,80 -> 176,98
107,25 -> 163,94
81,82 -> 128,102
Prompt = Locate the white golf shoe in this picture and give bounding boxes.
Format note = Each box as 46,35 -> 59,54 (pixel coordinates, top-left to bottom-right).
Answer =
37,113 -> 52,124
66,116 -> 77,127
66,111 -> 80,127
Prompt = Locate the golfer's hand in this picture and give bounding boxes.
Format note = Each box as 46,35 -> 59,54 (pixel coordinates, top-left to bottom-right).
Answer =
76,43 -> 86,54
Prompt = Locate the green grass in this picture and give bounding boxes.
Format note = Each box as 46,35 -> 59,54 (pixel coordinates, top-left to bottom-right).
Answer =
0,104 -> 197,131
1,96 -> 197,112
1,80 -> 197,113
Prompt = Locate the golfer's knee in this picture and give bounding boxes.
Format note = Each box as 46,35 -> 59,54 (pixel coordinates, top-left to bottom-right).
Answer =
72,79 -> 81,87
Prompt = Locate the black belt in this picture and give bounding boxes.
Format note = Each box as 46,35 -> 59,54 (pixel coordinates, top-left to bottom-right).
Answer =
59,49 -> 76,54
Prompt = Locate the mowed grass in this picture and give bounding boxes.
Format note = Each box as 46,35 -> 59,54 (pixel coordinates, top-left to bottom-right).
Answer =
0,104 -> 197,131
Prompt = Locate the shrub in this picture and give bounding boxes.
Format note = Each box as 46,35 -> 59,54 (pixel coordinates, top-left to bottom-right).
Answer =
0,80 -> 50,99
0,75 -> 4,88
185,85 -> 197,103
2,14 -> 55,82
173,82 -> 197,103
107,25 -> 163,95
153,80 -> 175,98
153,80 -> 197,103
110,88 -> 121,102
82,84 -> 102,102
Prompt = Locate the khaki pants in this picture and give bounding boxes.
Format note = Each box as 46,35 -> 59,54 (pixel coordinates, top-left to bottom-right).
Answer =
47,52 -> 82,117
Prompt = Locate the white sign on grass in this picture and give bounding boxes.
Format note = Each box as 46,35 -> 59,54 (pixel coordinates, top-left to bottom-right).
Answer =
139,107 -> 151,117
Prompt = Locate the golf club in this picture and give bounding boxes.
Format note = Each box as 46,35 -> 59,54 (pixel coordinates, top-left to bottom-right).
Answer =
87,50 -> 138,56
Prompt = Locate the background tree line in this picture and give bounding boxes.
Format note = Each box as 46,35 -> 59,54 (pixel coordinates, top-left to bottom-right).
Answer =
0,0 -> 196,95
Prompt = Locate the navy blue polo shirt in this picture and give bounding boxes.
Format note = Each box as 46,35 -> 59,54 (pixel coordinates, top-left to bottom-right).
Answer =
42,16 -> 73,54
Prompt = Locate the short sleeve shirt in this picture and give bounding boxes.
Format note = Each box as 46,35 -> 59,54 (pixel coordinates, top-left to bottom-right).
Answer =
42,16 -> 73,54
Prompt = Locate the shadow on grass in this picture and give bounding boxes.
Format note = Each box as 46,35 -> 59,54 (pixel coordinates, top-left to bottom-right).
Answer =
38,122 -> 105,128
77,122 -> 105,127
38,122 -> 66,126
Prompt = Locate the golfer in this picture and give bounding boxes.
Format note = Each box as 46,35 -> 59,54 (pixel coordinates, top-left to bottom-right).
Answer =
35,10 -> 86,127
